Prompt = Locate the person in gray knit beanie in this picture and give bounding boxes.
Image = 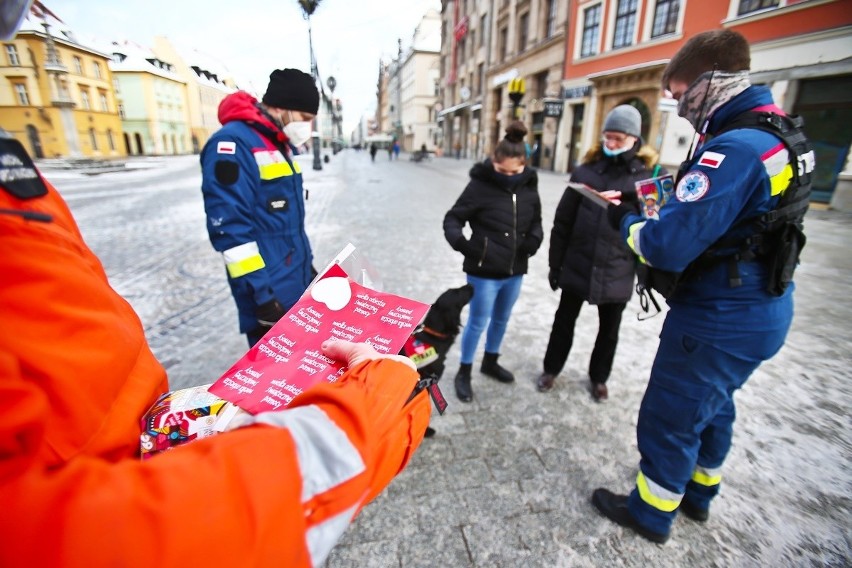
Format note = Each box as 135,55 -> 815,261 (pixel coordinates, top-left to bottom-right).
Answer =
603,105 -> 642,139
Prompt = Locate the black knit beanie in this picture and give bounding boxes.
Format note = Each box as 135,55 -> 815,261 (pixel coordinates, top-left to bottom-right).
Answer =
262,68 -> 319,114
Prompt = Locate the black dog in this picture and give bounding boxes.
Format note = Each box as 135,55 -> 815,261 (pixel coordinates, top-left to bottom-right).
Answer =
401,284 -> 473,437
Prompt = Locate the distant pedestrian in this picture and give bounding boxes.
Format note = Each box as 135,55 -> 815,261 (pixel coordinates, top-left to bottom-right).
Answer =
443,120 -> 543,403
200,68 -> 318,347
536,105 -> 667,401
454,141 -> 462,159
387,144 -> 393,160
370,143 -> 377,162
392,141 -> 400,160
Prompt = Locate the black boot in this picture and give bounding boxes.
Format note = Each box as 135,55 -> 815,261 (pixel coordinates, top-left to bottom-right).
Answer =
591,488 -> 670,544
455,363 -> 473,403
480,352 -> 515,383
679,499 -> 709,522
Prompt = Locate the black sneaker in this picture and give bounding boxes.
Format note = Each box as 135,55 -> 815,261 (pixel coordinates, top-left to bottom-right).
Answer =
591,488 -> 670,544
679,499 -> 709,522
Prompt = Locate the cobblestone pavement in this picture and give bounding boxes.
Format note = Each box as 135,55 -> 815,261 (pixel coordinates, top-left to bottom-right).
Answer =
50,150 -> 852,567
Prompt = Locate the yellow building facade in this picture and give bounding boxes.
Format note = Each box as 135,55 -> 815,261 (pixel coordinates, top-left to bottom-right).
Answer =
152,37 -> 234,153
110,42 -> 191,156
0,22 -> 125,159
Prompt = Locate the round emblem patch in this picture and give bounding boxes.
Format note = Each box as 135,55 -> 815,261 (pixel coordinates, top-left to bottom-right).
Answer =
675,171 -> 710,202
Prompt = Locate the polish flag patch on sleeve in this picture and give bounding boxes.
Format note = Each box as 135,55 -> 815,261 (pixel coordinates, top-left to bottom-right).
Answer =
217,141 -> 236,154
697,151 -> 726,169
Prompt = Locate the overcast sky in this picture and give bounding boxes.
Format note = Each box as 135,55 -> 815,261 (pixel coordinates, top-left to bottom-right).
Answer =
47,0 -> 441,133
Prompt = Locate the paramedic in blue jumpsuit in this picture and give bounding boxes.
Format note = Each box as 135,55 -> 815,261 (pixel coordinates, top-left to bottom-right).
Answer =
592,30 -> 812,543
201,69 -> 319,346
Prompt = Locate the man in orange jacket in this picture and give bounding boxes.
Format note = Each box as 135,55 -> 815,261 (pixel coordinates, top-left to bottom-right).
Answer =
0,6 -> 430,566
0,129 -> 431,567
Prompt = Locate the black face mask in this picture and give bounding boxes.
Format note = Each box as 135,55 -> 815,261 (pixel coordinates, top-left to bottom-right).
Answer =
493,171 -> 524,187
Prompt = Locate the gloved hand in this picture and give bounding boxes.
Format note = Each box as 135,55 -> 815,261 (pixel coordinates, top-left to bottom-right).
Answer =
607,202 -> 634,231
255,298 -> 286,328
548,269 -> 559,291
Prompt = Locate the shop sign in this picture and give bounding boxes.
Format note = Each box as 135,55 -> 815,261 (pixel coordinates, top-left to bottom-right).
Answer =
562,85 -> 592,99
543,99 -> 564,118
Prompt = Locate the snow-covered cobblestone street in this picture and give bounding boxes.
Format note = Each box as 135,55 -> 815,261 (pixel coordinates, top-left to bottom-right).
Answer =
48,151 -> 852,567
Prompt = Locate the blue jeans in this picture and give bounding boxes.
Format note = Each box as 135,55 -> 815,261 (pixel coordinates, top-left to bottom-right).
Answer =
459,274 -> 523,364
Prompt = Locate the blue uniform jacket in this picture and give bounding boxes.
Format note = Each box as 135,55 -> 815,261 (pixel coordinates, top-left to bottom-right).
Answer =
620,86 -> 796,339
200,92 -> 313,333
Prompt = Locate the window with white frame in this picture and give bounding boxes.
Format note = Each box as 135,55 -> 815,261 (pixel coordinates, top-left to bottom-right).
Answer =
118,103 -> 126,119
580,4 -> 602,57
80,88 -> 90,110
89,128 -> 98,151
612,0 -> 638,49
99,91 -> 108,111
651,0 -> 680,37
73,55 -> 82,75
5,44 -> 20,66
499,25 -> 508,61
738,0 -> 780,16
107,129 -> 116,151
14,83 -> 29,105
92,61 -> 102,79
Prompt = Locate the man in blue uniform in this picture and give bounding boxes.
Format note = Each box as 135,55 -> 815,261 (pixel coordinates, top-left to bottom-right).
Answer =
592,30 -> 814,543
201,69 -> 319,346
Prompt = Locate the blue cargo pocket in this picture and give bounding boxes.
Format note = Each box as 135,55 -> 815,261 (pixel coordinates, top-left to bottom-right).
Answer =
643,330 -> 717,433
642,378 -> 713,434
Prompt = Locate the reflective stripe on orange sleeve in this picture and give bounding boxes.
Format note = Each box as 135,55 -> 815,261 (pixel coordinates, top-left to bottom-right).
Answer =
255,406 -> 366,566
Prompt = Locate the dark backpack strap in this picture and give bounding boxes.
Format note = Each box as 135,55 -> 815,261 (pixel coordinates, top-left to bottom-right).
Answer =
644,110 -> 813,295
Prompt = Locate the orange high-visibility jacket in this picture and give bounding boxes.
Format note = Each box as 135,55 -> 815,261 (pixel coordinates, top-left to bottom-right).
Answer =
0,171 -> 430,567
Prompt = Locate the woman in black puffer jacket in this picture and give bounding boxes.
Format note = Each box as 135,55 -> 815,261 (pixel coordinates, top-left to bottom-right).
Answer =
444,121 -> 543,403
536,105 -> 667,401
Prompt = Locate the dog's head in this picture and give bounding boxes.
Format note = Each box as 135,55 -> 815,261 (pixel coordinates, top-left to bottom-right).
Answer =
422,284 -> 474,338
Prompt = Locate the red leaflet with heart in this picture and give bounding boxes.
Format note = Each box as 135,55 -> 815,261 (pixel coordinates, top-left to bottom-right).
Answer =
208,263 -> 431,415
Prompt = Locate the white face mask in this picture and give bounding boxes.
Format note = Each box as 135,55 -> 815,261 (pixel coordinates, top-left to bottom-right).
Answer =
601,144 -> 630,157
282,112 -> 313,147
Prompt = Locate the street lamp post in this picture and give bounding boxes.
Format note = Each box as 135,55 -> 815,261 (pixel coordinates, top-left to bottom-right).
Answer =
327,76 -> 338,154
508,77 -> 526,120
299,0 -> 323,171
